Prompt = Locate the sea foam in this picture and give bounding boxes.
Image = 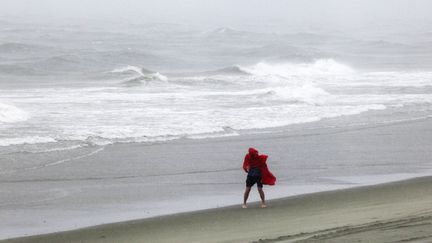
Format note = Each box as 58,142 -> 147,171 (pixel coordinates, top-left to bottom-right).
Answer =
0,136 -> 56,146
239,59 -> 354,77
1,59 -> 431,147
0,102 -> 29,123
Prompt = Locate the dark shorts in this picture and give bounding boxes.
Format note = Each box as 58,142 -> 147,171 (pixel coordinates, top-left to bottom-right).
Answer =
246,175 -> 263,188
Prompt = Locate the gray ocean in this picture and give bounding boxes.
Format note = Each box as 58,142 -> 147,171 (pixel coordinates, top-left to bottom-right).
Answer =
1,19 -> 432,238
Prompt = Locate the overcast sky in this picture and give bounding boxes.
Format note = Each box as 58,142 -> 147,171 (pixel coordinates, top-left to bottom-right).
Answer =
1,0 -> 432,32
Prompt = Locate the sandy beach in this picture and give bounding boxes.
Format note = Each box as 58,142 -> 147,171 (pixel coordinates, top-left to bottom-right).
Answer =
3,176 -> 432,243
1,116 -> 432,241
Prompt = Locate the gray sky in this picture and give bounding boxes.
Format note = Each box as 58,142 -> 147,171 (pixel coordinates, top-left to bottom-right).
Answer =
1,0 -> 432,32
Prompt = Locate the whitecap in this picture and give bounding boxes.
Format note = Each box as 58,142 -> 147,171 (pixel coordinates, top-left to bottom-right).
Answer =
110,65 -> 168,82
0,102 -> 29,123
239,59 -> 354,77
0,136 -> 56,146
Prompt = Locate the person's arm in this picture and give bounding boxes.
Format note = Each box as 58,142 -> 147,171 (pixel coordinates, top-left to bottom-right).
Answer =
243,154 -> 250,173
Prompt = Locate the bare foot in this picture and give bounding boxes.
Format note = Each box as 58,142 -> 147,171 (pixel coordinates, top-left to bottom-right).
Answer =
242,204 -> 248,209
261,203 -> 267,208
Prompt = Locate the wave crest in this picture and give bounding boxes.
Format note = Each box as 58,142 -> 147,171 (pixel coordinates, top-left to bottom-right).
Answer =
110,65 -> 168,86
239,59 -> 354,77
0,102 -> 29,123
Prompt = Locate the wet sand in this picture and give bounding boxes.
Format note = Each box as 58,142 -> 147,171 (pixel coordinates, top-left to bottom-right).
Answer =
3,176 -> 432,243
2,116 -> 432,240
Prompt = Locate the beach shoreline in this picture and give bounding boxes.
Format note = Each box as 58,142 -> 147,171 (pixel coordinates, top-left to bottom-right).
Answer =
1,116 -> 432,240
3,176 -> 432,243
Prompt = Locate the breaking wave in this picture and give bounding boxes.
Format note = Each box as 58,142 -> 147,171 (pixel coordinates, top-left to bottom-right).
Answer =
0,102 -> 29,123
110,65 -> 168,86
187,59 -> 354,82
201,65 -> 250,76
238,59 -> 354,77
3,59 -> 432,148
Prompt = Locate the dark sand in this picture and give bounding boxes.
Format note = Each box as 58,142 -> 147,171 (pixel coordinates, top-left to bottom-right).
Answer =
3,176 -> 432,243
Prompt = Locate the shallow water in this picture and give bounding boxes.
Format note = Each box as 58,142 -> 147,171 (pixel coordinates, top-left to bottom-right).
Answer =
1,115 -> 432,239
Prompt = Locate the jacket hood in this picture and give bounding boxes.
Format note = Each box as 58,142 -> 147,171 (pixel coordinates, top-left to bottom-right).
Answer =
248,147 -> 259,157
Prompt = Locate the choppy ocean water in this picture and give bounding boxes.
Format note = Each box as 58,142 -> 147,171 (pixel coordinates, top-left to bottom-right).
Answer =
1,22 -> 432,153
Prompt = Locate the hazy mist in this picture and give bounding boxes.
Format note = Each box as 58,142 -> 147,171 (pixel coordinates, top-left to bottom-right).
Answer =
1,0 -> 432,33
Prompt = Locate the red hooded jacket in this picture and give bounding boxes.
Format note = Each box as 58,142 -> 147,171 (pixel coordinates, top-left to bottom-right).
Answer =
243,148 -> 276,185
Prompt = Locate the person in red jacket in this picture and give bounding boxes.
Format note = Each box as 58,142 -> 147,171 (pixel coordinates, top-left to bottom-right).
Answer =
242,147 -> 276,208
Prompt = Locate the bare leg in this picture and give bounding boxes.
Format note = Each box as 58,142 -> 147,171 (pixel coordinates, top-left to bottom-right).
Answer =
243,187 -> 251,208
258,187 -> 266,207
